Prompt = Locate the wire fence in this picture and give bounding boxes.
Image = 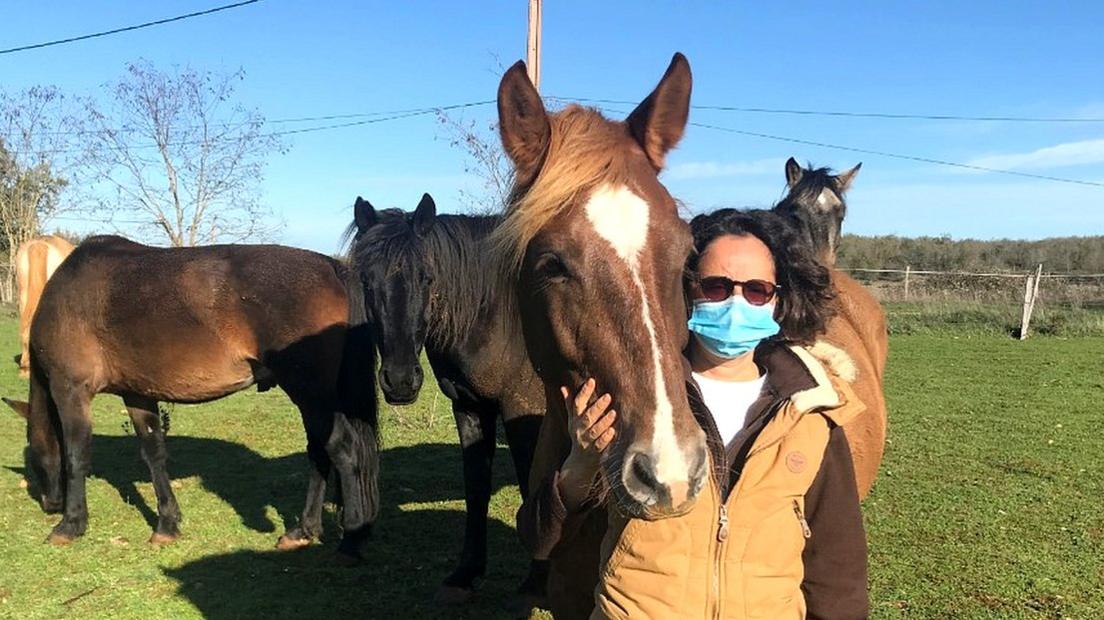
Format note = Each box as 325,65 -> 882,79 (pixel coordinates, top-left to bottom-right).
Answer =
842,267 -> 1104,307
842,265 -> 1104,337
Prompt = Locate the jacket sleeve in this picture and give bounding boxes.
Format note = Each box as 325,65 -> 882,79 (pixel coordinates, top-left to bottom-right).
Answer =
801,424 -> 870,620
516,469 -> 598,559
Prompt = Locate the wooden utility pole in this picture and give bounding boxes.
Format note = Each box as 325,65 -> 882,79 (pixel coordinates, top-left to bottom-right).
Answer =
527,0 -> 542,90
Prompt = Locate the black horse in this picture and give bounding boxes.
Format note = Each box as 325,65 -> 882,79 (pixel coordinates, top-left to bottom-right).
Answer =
347,194 -> 548,607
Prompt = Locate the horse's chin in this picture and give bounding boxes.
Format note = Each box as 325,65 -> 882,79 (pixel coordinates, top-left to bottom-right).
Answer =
383,394 -> 418,406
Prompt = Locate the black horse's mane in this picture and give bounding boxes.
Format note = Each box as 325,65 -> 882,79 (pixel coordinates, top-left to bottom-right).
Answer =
349,209 -> 504,348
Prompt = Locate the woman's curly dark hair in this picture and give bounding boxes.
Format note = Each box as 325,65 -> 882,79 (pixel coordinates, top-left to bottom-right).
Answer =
687,208 -> 835,344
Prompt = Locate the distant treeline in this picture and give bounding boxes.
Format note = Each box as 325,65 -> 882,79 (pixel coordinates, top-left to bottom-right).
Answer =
836,235 -> 1104,274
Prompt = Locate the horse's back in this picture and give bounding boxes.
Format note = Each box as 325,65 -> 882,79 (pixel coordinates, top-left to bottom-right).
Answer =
34,237 -> 349,402
823,270 -> 888,499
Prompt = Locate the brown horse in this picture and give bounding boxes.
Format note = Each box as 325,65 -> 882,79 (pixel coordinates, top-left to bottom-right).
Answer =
5,235 -> 379,556
494,54 -> 703,617
774,158 -> 888,498
14,235 -> 75,378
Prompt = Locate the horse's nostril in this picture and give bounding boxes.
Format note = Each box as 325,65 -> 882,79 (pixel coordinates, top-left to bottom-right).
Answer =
630,452 -> 658,491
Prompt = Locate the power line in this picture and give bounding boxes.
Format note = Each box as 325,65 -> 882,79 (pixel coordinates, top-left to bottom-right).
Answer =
0,1 -> 261,56
4,95 -> 1101,190
687,120 -> 1104,188
5,100 -> 496,155
547,96 -> 1104,124
580,101 -> 1104,188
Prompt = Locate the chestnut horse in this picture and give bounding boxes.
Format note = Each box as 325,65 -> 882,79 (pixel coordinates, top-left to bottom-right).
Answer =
495,54 -> 703,617
5,235 -> 379,557
774,158 -> 888,498
14,235 -> 74,378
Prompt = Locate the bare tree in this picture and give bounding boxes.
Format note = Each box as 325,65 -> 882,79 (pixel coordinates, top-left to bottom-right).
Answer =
435,111 -> 514,214
0,87 -> 77,301
83,61 -> 285,247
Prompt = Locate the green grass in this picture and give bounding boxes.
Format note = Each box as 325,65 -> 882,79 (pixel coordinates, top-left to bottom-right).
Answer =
0,314 -> 1101,619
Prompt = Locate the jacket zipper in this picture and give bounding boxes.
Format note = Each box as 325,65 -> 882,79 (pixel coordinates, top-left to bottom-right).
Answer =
713,496 -> 727,620
792,499 -> 812,539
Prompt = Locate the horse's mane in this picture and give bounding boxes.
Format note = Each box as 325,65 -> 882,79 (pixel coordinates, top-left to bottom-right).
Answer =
774,165 -> 842,213
352,209 -> 503,349
490,105 -> 636,277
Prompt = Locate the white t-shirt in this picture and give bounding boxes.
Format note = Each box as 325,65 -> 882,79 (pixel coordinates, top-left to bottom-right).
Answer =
692,371 -> 768,447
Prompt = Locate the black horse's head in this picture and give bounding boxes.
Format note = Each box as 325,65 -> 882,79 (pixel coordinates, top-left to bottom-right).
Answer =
350,194 -> 438,405
773,157 -> 861,265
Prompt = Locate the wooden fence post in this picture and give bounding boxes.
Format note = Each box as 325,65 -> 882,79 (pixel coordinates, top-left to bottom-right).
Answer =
1019,263 -> 1043,340
903,265 -> 911,301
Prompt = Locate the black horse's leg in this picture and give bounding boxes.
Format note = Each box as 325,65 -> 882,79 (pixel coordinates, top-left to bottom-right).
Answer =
504,413 -> 552,610
123,395 -> 182,544
437,402 -> 499,602
47,382 -> 93,545
277,406 -> 333,550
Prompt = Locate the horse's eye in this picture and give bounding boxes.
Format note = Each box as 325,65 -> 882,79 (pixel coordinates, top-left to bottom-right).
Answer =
534,252 -> 570,283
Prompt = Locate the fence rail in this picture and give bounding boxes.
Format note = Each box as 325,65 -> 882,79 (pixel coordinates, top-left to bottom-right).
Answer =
842,264 -> 1104,338
843,267 -> 1104,279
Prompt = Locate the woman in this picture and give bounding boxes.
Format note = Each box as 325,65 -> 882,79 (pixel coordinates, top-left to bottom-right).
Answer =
518,208 -> 869,619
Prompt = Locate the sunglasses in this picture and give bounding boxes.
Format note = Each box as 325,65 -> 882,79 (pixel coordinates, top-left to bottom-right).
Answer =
696,276 -> 780,306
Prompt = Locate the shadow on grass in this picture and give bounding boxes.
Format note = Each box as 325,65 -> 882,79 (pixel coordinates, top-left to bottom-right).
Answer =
162,509 -> 529,619
7,436 -> 517,540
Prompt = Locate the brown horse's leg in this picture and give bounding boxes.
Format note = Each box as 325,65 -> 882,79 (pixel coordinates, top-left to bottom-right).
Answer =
47,383 -> 93,545
277,407 -> 333,550
123,396 -> 182,544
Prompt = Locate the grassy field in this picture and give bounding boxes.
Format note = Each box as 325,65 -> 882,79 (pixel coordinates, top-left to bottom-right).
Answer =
0,313 -> 1101,619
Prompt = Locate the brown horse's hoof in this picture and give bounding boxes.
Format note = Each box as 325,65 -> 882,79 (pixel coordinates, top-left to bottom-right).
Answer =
275,535 -> 313,551
47,532 -> 75,546
149,532 -> 178,546
434,585 -> 474,606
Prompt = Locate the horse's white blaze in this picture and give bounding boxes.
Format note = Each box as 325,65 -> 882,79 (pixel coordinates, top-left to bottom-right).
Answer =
584,185 -> 686,491
816,188 -> 840,210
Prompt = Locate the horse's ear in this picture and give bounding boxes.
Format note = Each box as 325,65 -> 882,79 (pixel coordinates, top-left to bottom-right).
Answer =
626,52 -> 693,171
413,193 -> 437,237
354,196 -> 377,233
836,162 -> 862,192
497,60 -> 551,187
3,398 -> 29,420
785,157 -> 804,188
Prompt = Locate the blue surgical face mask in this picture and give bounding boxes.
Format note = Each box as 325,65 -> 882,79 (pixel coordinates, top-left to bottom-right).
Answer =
688,297 -> 781,359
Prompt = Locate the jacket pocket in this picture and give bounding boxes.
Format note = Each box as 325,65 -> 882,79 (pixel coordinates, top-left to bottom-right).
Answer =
598,516 -> 695,619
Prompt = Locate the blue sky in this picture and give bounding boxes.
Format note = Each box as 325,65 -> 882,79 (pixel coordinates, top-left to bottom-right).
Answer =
2,1 -> 1103,253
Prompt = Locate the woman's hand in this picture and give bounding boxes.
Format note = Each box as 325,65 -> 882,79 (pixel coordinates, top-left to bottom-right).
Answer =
563,378 -> 618,463
558,378 -> 617,511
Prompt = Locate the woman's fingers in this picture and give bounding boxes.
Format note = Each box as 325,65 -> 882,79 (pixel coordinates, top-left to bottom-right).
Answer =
581,393 -> 611,425
573,377 -> 596,414
561,378 -> 618,454
594,426 -> 616,452
588,409 -> 617,439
